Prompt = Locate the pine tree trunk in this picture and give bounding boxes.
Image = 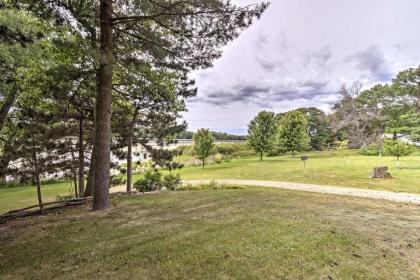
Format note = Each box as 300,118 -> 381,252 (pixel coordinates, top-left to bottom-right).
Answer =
92,0 -> 113,210
84,137 -> 96,197
126,135 -> 132,192
71,151 -> 79,198
78,111 -> 85,197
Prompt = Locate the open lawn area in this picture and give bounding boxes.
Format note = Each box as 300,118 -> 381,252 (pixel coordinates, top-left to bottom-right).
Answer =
1,188 -> 419,279
2,151 -> 420,213
168,151 -> 420,194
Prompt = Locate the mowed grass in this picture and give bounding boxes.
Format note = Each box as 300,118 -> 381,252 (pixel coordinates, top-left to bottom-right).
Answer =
2,150 -> 420,213
1,188 -> 419,279
159,150 -> 420,194
0,182 -> 76,213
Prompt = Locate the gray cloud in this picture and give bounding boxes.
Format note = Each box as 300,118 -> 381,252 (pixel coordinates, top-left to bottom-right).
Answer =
304,46 -> 333,67
253,31 -> 286,72
347,45 -> 392,81
190,79 -> 332,107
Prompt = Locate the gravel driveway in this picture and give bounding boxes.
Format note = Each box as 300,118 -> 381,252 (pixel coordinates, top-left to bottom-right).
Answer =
184,179 -> 420,205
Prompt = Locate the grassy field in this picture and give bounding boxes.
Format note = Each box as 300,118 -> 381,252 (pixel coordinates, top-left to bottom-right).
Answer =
0,182 -> 76,213
1,150 -> 420,213
1,188 -> 419,279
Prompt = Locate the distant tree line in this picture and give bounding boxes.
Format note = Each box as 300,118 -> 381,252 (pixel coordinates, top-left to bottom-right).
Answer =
176,130 -> 246,141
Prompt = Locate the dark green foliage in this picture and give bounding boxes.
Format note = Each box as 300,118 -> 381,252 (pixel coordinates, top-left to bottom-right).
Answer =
275,111 -> 310,157
162,173 -> 182,191
133,171 -> 163,192
295,107 -> 334,150
133,171 -> 182,192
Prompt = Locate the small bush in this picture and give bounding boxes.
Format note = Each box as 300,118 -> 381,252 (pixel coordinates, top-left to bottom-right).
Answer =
162,173 -> 182,191
231,150 -> 256,158
134,171 -> 163,192
176,181 -> 246,191
214,153 -> 223,164
359,145 -> 382,156
174,145 -> 194,156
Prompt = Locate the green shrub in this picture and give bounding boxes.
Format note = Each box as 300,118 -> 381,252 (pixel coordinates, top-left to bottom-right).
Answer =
174,145 -> 194,156
134,171 -> 163,192
231,150 -> 256,158
176,181 -> 246,191
214,153 -> 223,164
359,144 -> 382,156
162,173 -> 182,191
215,143 -> 250,156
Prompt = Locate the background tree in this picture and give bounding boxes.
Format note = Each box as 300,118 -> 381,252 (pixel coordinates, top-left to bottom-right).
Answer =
295,107 -> 333,150
247,111 -> 276,161
112,68 -> 195,191
193,129 -> 215,168
384,139 -> 413,169
276,111 -> 309,157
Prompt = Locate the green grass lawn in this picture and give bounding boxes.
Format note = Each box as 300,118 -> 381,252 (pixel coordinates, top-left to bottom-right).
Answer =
0,182 -> 76,213
1,150 -> 420,214
1,188 -> 419,279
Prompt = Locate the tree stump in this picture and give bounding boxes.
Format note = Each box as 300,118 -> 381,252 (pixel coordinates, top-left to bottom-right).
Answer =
370,166 -> 392,179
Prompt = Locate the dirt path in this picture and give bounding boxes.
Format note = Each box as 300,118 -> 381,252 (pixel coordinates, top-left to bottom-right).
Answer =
110,179 -> 420,205
184,180 -> 420,205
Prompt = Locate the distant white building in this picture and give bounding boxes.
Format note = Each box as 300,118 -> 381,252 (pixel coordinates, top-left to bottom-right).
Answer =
382,133 -> 420,146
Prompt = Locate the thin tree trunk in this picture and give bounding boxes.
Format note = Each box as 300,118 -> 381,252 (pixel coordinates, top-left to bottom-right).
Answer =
397,156 -> 400,169
78,111 -> 85,197
71,151 -> 79,198
32,148 -> 43,212
260,151 -> 263,161
126,135 -> 132,192
92,0 -> 113,210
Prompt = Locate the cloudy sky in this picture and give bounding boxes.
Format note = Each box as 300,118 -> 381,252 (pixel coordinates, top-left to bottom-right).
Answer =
183,0 -> 420,135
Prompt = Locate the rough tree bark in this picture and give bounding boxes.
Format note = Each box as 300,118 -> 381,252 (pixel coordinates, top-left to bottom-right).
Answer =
78,110 -> 85,196
92,0 -> 113,210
